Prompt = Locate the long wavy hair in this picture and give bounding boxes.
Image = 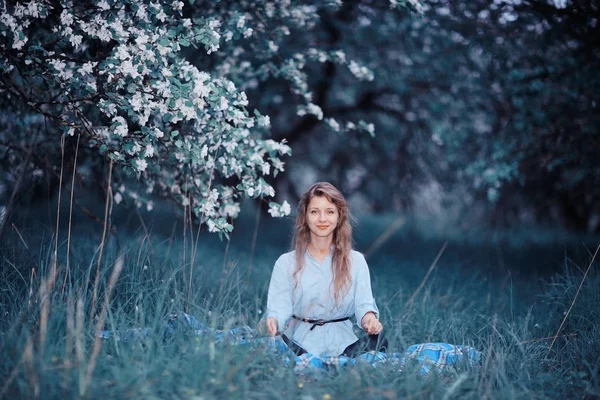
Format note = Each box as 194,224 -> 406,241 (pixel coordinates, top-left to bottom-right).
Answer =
293,182 -> 354,305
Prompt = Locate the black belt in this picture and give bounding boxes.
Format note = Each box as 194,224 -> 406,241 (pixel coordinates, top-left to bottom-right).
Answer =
293,315 -> 350,331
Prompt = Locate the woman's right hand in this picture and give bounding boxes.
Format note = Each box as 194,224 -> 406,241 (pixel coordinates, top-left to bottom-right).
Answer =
266,317 -> 279,336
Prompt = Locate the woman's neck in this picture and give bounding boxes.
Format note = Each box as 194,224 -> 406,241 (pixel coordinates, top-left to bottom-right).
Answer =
308,235 -> 333,256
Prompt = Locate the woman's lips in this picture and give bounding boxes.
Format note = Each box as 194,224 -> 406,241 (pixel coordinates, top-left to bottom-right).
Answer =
317,225 -> 329,229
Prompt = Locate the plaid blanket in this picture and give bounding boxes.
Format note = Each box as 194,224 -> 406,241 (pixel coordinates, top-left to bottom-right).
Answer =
98,311 -> 480,375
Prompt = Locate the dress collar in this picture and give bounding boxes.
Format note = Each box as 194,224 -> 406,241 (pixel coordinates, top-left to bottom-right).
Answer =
305,245 -> 335,263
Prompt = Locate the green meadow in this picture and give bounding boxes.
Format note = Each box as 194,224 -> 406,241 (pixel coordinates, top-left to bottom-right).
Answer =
0,199 -> 598,399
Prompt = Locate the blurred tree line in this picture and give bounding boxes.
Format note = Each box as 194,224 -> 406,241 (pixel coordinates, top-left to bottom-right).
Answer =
1,0 -> 598,235
260,0 -> 600,233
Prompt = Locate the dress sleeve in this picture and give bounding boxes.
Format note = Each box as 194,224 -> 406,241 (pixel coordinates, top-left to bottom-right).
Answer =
353,252 -> 379,329
265,255 -> 294,331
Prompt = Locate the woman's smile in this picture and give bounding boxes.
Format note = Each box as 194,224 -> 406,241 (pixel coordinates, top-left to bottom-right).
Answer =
306,195 -> 340,239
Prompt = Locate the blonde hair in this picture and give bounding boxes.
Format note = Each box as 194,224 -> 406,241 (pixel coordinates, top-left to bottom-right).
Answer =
293,182 -> 354,305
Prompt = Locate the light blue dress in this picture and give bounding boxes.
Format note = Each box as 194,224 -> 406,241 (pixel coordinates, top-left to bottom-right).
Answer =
266,248 -> 379,356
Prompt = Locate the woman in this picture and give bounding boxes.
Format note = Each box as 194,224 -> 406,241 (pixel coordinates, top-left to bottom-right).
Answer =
265,182 -> 386,357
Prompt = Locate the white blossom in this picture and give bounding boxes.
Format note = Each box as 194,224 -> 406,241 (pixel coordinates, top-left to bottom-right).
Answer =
261,163 -> 270,175
281,201 -> 291,215
258,115 -> 270,127
348,60 -> 374,81
145,144 -> 155,157
223,203 -> 240,218
153,128 -> 164,138
268,201 -> 291,218
78,61 -> 96,76
297,103 -> 323,120
172,1 -> 184,12
136,4 -> 150,22
127,142 -> 142,155
135,159 -> 148,172
237,15 -> 246,28
157,9 -> 168,22
113,116 -> 128,137
130,92 -> 143,112
326,118 -> 340,132
207,220 -> 217,232
60,10 -> 74,26
98,0 -> 110,11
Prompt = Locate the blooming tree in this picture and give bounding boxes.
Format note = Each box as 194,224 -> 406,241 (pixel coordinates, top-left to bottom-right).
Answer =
0,0 -> 418,235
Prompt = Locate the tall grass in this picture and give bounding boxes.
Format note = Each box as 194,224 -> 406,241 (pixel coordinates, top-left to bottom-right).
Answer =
0,212 -> 598,399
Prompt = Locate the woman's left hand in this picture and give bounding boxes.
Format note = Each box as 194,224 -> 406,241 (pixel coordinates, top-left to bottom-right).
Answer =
361,312 -> 383,335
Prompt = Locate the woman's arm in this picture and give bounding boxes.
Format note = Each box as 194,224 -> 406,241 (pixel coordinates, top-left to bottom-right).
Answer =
265,256 -> 294,335
353,253 -> 383,334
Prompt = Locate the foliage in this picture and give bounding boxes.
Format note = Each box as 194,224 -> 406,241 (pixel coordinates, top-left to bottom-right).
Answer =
1,0 -> 597,235
0,0 -> 421,235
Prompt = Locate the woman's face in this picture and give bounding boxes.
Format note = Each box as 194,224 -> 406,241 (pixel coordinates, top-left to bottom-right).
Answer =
306,195 -> 340,240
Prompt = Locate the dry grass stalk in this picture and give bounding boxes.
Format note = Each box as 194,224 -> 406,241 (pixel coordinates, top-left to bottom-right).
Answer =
90,160 -> 113,325
82,254 -> 125,396
247,205 -> 261,279
364,215 -> 406,258
75,297 -> 85,395
11,223 -> 29,249
39,260 -> 59,356
185,195 -> 193,311
27,267 -> 36,308
219,234 -> 232,299
136,234 -> 149,269
442,373 -> 469,400
62,133 -> 81,293
65,298 -> 75,392
53,135 -> 66,290
548,243 -> 599,354
479,313 -> 498,398
187,168 -> 216,309
520,332 -> 577,345
23,335 -> 39,399
0,205 -> 6,229
188,198 -> 203,312
402,241 -> 448,319
182,193 -> 188,285
160,220 -> 178,271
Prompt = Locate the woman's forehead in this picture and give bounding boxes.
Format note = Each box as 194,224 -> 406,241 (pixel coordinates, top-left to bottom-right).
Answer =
308,195 -> 336,208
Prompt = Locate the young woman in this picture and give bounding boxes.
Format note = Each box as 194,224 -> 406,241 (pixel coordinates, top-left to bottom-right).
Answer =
265,182 -> 386,357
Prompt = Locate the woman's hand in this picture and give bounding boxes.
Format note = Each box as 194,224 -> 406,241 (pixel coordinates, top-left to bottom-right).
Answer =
361,312 -> 383,335
266,317 -> 279,336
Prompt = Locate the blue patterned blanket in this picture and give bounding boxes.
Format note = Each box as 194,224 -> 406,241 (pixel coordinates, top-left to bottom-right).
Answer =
98,311 -> 480,376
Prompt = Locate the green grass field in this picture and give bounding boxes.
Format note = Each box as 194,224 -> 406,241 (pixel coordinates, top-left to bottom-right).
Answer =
0,202 -> 598,399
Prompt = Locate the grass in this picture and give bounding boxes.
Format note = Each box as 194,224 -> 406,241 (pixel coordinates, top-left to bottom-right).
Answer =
0,200 -> 599,399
